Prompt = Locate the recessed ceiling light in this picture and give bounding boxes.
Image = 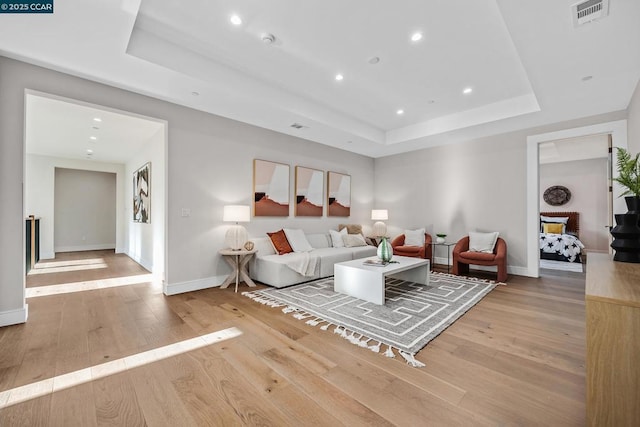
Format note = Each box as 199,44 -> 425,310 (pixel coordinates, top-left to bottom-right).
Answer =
463,87 -> 473,94
396,109 -> 404,115
368,56 -> 380,65
230,14 -> 242,26
347,140 -> 353,144
86,149 -> 93,154
428,99 -> 435,104
411,32 -> 423,42
582,75 -> 593,81
90,136 -> 97,140
335,74 -> 344,81
92,126 -> 100,130
191,91 -> 199,96
93,117 -> 102,122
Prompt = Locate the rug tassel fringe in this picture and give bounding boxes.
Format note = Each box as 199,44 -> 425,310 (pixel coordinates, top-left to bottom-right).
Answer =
358,338 -> 371,348
399,351 -> 426,368
369,341 -> 381,353
384,346 -> 395,358
293,312 -> 312,320
320,323 -> 331,331
306,318 -> 321,326
282,306 -> 297,314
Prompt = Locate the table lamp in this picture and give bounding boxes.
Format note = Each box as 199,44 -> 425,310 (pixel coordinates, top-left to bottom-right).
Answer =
371,209 -> 388,237
223,205 -> 250,250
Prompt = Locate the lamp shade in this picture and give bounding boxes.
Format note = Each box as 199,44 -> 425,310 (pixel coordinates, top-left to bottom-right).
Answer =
223,205 -> 250,222
371,209 -> 388,221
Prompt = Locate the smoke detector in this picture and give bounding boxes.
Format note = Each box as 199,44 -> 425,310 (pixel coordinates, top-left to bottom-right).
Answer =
572,0 -> 609,27
262,33 -> 276,44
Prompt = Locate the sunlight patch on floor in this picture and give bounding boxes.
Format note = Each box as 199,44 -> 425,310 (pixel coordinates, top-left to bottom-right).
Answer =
28,263 -> 108,275
33,258 -> 105,269
26,274 -> 155,298
0,327 -> 243,409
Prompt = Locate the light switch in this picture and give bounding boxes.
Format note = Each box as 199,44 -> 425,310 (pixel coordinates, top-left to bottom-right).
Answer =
181,208 -> 191,217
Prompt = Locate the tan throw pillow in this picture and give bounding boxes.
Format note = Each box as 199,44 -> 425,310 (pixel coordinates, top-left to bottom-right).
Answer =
339,224 -> 363,235
343,233 -> 367,247
267,229 -> 293,255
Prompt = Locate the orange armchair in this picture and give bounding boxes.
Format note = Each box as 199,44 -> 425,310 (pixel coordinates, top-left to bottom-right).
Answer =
391,233 -> 433,260
452,236 -> 507,282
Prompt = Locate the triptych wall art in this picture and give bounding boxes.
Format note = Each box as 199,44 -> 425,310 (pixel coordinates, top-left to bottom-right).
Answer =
253,159 -> 350,217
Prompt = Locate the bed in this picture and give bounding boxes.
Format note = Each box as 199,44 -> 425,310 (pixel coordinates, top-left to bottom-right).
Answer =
539,211 -> 585,263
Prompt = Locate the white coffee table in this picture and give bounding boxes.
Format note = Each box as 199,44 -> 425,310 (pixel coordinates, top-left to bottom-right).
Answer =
334,256 -> 430,305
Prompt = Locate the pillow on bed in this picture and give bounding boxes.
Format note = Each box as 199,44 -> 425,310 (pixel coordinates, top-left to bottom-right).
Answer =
267,230 -> 293,255
469,231 -> 499,253
541,222 -> 567,234
540,216 -> 568,233
540,215 -> 569,224
542,223 -> 564,234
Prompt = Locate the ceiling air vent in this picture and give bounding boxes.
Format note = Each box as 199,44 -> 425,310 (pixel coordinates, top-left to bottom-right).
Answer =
572,0 -> 609,27
290,123 -> 307,130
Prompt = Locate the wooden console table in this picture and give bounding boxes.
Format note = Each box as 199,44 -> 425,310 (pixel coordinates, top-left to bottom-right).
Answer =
586,253 -> 640,426
219,248 -> 257,292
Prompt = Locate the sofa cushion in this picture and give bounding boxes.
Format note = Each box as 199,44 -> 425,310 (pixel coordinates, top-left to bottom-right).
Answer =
307,233 -> 331,249
339,224 -> 363,235
313,247 -> 353,277
460,251 -> 496,262
343,233 -> 367,247
329,228 -> 348,248
267,229 -> 293,255
284,228 -> 313,252
349,245 -> 377,259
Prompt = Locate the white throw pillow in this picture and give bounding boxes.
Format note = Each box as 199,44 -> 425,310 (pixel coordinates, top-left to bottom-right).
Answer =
469,231 -> 499,253
342,233 -> 367,247
283,228 -> 313,252
329,228 -> 348,248
404,228 -> 425,246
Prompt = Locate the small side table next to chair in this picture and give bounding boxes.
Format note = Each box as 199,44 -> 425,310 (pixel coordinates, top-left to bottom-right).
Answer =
219,248 -> 257,292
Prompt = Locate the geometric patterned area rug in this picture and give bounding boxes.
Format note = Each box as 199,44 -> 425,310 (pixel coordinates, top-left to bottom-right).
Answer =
243,272 -> 497,367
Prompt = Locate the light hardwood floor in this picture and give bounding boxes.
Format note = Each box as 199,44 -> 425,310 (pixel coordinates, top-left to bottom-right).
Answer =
1,251 -> 586,426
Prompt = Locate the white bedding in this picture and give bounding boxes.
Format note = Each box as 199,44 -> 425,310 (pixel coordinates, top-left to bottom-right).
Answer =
539,233 -> 585,262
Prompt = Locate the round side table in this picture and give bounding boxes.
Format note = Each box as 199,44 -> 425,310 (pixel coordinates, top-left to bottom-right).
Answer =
219,248 -> 258,292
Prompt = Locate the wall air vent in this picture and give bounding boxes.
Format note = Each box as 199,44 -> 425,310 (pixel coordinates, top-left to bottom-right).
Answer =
572,0 -> 609,27
290,123 -> 307,130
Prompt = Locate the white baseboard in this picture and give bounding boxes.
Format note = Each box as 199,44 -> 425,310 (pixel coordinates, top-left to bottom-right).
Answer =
55,244 -> 116,253
0,304 -> 28,327
164,275 -> 227,296
41,251 -> 55,260
127,251 -> 153,272
434,256 -> 530,277
115,246 -> 126,254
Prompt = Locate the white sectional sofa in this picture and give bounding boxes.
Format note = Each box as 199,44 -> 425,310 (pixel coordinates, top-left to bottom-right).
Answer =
249,233 -> 377,288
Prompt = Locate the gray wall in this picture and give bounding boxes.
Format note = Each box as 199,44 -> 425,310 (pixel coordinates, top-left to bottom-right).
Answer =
54,168 -> 117,252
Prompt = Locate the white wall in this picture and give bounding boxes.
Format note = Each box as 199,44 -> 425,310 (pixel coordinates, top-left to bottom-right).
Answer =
628,80 -> 640,155
54,168 -> 117,252
540,158 -> 609,252
374,111 -> 627,275
25,154 -> 126,259
125,127 -> 165,276
0,56 -> 374,317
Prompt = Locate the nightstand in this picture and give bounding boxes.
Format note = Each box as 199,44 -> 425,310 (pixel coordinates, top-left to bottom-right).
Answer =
219,248 -> 257,292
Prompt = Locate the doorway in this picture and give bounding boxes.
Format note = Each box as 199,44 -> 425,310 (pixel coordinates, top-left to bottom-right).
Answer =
526,120 -> 628,278
24,90 -> 168,290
